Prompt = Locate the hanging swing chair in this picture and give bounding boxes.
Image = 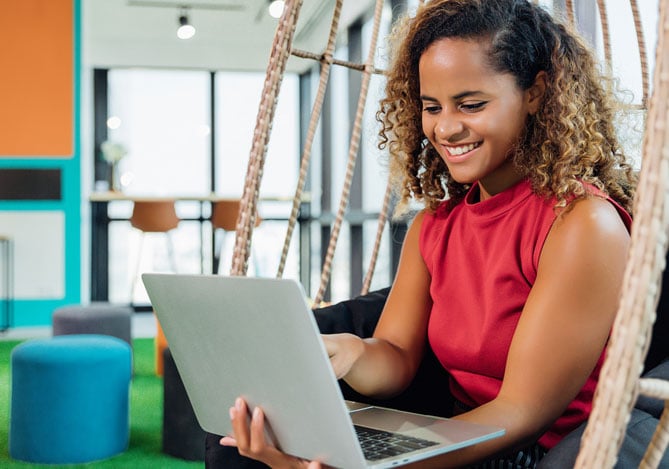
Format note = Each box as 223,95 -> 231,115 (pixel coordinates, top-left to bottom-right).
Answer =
227,0 -> 669,466
574,1 -> 669,466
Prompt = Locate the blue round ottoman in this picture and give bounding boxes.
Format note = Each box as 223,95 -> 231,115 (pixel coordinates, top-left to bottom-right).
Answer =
52,303 -> 132,345
9,334 -> 132,464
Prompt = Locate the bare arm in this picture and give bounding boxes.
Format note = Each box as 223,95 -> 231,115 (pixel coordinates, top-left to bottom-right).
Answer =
326,211 -> 433,398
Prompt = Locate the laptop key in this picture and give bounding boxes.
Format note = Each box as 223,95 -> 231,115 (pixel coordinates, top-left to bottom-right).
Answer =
354,425 -> 439,461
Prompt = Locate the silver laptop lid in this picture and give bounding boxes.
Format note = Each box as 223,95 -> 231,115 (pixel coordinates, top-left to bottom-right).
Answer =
143,273 -> 368,467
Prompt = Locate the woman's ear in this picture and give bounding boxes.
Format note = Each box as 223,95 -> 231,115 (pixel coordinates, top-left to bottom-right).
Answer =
527,71 -> 547,115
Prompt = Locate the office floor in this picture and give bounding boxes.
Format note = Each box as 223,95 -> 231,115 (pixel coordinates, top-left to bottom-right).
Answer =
0,312 -> 157,341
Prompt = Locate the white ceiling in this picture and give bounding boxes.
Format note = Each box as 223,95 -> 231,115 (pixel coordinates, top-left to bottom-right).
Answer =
83,0 -> 376,73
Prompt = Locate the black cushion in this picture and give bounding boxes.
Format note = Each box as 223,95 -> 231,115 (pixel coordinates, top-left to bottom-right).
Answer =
635,359 -> 669,419
537,406 -> 668,469
645,256 -> 669,372
312,287 -> 390,336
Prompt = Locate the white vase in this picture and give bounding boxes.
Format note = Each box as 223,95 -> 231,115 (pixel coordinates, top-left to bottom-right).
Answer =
110,162 -> 121,192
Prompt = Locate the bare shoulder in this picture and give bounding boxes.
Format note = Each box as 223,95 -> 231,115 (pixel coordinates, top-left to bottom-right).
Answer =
551,196 -> 629,241
562,193 -> 626,221
542,195 -> 630,270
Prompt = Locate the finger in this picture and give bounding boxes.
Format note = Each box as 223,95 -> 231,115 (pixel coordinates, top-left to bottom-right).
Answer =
249,406 -> 267,453
249,406 -> 309,467
219,436 -> 237,447
329,356 -> 348,380
307,461 -> 322,469
230,398 -> 250,451
321,334 -> 333,353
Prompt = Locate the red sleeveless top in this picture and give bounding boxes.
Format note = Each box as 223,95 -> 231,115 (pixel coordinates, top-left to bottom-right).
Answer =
419,178 -> 632,448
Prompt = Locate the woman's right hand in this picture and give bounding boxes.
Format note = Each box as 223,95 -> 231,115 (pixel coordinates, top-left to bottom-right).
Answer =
220,398 -> 323,469
322,333 -> 365,379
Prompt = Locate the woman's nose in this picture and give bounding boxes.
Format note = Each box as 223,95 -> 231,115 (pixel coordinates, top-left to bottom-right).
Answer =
436,113 -> 465,141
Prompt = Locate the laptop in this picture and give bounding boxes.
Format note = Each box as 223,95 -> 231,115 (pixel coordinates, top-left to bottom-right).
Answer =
143,273 -> 504,468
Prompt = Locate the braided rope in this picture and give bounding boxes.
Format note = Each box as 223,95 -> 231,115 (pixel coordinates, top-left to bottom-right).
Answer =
565,0 -> 575,26
596,0 -> 612,68
230,0 -> 303,276
574,1 -> 669,466
630,0 -> 650,108
276,0 -> 344,278
313,0 -> 385,305
638,378 -> 669,469
639,378 -> 669,401
291,48 -> 386,75
361,176 -> 392,295
641,403 -> 669,469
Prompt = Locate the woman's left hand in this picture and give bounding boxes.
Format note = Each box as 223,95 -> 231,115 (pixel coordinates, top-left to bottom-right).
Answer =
220,397 -> 323,469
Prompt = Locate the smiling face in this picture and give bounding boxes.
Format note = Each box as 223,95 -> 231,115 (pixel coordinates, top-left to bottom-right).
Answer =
419,37 -> 543,200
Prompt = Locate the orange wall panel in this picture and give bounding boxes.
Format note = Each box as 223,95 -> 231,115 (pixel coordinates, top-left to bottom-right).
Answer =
0,0 -> 73,157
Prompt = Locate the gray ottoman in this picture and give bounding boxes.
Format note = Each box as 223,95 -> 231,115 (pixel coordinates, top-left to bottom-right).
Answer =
52,303 -> 132,345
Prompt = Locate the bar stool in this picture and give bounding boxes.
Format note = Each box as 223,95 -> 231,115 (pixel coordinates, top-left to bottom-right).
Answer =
129,200 -> 180,301
211,200 -> 261,274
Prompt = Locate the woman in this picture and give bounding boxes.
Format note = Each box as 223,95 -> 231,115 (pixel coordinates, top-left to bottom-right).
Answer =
220,1 -> 636,466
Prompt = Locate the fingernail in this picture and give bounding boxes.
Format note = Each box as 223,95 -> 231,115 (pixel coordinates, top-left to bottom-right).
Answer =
235,398 -> 243,410
220,436 -> 237,447
229,407 -> 235,419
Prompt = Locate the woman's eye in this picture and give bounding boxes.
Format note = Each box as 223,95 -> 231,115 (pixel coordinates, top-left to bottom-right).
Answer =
423,105 -> 440,114
460,102 -> 487,112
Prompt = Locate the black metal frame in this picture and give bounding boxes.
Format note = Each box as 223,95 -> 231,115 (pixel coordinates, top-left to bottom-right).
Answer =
90,3 -> 409,306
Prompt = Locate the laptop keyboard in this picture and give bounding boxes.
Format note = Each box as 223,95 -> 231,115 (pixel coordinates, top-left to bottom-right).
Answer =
354,425 -> 439,461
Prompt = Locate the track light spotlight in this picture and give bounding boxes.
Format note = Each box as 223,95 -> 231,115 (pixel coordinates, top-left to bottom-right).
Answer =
177,8 -> 196,40
268,0 -> 285,19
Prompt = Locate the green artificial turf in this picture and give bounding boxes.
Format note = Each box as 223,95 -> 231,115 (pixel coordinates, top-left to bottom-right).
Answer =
0,337 -> 204,468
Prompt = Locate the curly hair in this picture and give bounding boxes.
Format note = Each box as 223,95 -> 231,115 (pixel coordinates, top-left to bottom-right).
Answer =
377,0 -> 637,215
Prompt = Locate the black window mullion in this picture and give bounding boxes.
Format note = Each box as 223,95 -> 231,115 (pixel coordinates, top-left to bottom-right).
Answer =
298,70 -> 314,292
92,68 -> 110,302
348,20 -> 364,297
210,71 -> 216,193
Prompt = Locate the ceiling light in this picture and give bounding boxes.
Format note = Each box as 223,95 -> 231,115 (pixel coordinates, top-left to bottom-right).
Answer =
268,0 -> 285,19
177,8 -> 196,40
106,116 -> 122,130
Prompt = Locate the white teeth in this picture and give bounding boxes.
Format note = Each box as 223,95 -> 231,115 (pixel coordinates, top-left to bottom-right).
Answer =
447,142 -> 479,156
